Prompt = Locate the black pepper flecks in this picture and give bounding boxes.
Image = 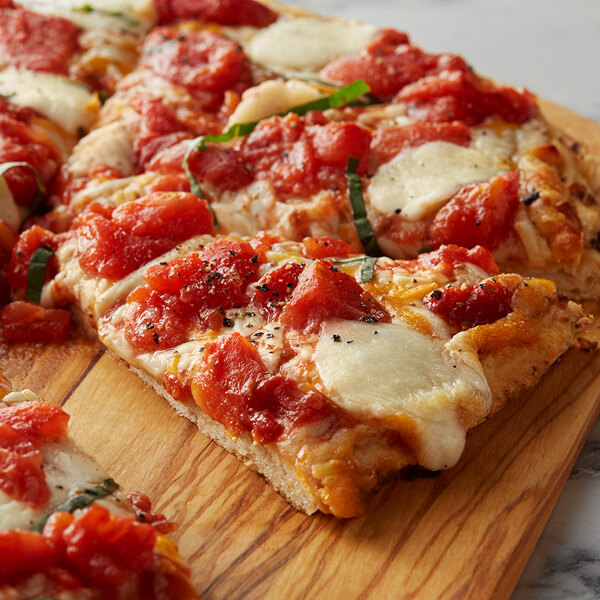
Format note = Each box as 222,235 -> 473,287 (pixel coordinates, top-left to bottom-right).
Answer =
332,334 -> 341,342
152,332 -> 159,345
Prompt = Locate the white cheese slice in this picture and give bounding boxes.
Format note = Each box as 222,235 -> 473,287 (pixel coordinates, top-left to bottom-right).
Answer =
18,0 -> 155,34
246,17 -> 378,72
0,67 -> 98,135
368,141 -> 500,221
68,121 -> 136,178
227,79 -> 324,127
0,177 -> 21,229
314,320 -> 491,470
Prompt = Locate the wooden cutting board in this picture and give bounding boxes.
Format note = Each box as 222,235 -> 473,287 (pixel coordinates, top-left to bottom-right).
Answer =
1,100 -> 600,600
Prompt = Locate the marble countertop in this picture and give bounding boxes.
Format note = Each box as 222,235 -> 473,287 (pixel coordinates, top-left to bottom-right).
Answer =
292,0 -> 600,597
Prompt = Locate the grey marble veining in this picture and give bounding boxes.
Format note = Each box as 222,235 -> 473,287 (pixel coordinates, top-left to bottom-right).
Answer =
290,0 -> 600,597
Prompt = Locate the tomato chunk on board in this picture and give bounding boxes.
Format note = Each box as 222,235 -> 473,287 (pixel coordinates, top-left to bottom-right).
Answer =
193,332 -> 336,444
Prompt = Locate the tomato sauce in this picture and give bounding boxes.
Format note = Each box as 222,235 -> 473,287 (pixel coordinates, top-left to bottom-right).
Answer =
193,332 -> 337,444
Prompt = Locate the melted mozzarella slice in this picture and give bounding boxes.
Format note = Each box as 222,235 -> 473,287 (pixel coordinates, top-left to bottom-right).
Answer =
68,121 -> 136,178
246,17 -> 378,72
0,68 -> 99,135
227,79 -> 324,127
314,320 -> 491,470
368,141 -> 500,220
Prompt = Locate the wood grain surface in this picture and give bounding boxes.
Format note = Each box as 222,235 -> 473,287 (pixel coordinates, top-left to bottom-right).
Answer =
1,100 -> 600,600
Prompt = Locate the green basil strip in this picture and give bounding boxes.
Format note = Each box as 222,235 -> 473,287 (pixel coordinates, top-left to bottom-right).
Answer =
346,157 -> 381,257
25,247 -> 53,304
0,161 -> 47,215
358,256 -> 378,283
329,255 -> 377,283
32,478 -> 119,533
77,5 -> 140,27
183,79 -> 372,225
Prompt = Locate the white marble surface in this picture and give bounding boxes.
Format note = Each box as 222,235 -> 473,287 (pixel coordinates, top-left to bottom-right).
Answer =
291,0 -> 600,597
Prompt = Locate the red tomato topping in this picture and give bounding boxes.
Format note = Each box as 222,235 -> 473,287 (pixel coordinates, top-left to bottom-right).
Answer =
395,70 -> 538,125
425,280 -> 513,328
0,423 -> 41,463
186,145 -> 254,191
408,245 -> 499,278
311,122 -> 372,168
253,261 -> 306,318
0,401 -> 69,441
156,0 -> 278,27
319,29 -> 469,100
74,192 -> 214,280
370,122 -> 471,164
193,332 -> 336,444
301,236 -> 358,259
280,260 -> 390,332
0,529 -> 56,578
122,287 -> 192,352
163,371 -> 192,401
430,173 -> 520,250
133,97 -> 192,168
59,504 -> 156,588
123,240 -> 262,351
0,6 -> 78,74
0,108 -> 61,207
126,491 -> 177,534
0,447 -> 49,507
146,174 -> 191,194
0,302 -> 71,344
8,225 -> 58,290
142,29 -> 250,109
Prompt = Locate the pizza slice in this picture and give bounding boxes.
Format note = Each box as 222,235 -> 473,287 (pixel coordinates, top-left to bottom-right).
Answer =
0,370 -> 199,598
43,0 -> 600,300
11,189 -> 585,517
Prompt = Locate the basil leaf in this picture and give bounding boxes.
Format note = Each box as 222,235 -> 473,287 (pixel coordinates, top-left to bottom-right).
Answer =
25,246 -> 53,304
358,256 -> 378,283
183,79 -> 372,222
77,5 -> 140,27
346,157 -> 381,257
32,478 -> 119,532
0,161 -> 47,215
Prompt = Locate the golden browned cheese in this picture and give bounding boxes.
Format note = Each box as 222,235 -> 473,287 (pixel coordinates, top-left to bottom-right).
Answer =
519,150 -> 584,267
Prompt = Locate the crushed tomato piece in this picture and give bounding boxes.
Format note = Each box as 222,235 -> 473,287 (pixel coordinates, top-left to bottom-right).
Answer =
281,259 -> 390,332
0,302 -> 71,344
407,245 -> 499,278
425,280 -> 513,328
192,332 -> 337,444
